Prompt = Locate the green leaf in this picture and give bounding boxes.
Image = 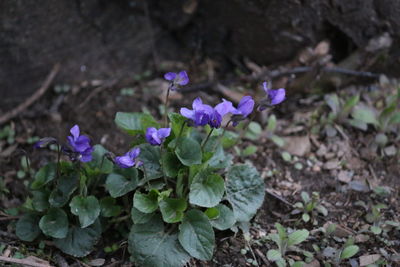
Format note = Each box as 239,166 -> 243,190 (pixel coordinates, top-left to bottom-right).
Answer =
242,145 -> 258,156
302,213 -> 310,222
31,163 -> 57,189
87,145 -> 113,173
351,105 -> 378,125
202,136 -> 233,169
115,112 -> 158,135
389,111 -> 400,125
49,173 -> 78,207
270,135 -> 285,147
226,164 -> 265,222
39,208 -> 68,238
54,220 -> 101,258
169,113 -> 191,137
209,204 -> 236,230
99,197 -> 122,217
16,213 -> 41,242
138,144 -> 163,181
175,137 -> 202,166
341,95 -> 359,117
131,206 -> 156,224
32,190 -> 50,212
340,245 -> 359,260
245,122 -> 262,140
162,152 -> 181,177
133,191 -> 159,213
301,192 -> 310,203
288,229 -> 309,246
221,130 -> 238,148
189,169 -> 224,208
70,196 -> 100,228
347,118 -> 368,131
275,223 -> 287,240
159,198 -> 187,223
106,168 -> 138,198
205,207 -> 220,220
129,216 -> 190,267
178,209 -> 215,260
267,249 -> 282,262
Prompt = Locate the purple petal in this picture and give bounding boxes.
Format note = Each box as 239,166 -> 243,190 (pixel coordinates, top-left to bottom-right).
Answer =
80,147 -> 94,162
150,132 -> 162,145
208,111 -> 222,128
145,127 -> 160,145
70,125 -> 80,140
177,71 -> 189,85
157,128 -> 171,139
262,81 -> 269,94
194,111 -> 209,126
192,97 -> 204,110
180,108 -> 195,120
237,96 -> 255,117
115,154 -> 135,168
164,72 -> 177,81
214,99 -> 235,117
129,147 -> 141,159
269,89 -> 286,105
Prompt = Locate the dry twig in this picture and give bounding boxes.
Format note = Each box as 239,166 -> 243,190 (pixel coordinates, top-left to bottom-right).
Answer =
0,255 -> 53,267
0,64 -> 60,125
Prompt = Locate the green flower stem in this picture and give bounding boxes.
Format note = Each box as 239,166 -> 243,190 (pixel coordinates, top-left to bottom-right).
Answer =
160,146 -> 169,188
173,120 -> 187,150
201,128 -> 214,150
212,119 -> 232,152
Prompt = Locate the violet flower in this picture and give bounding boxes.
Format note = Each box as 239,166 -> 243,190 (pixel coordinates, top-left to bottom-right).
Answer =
34,137 -> 58,149
115,147 -> 141,168
259,82 -> 286,110
164,71 -> 189,90
67,125 -> 94,162
231,96 -> 255,126
145,127 -> 171,146
180,97 -> 214,127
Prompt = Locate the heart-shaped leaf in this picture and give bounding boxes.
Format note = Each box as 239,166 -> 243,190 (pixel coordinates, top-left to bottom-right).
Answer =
178,209 -> 215,260
32,190 -> 50,212
115,112 -> 159,135
159,198 -> 187,223
31,163 -> 57,189
131,206 -> 156,224
39,208 -> 68,238
99,197 -> 122,217
209,204 -> 236,230
106,168 -> 138,198
137,144 -> 163,181
189,169 -> 224,208
70,196 -> 100,228
133,190 -> 159,213
16,213 -> 41,242
49,173 -> 78,207
226,164 -> 265,222
87,145 -> 113,174
175,137 -> 202,166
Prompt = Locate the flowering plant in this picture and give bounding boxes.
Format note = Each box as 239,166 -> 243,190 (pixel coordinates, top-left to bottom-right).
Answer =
16,72 -> 285,266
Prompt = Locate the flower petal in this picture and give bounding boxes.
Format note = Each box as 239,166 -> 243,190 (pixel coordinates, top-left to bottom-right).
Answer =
70,125 -> 80,140
269,88 -> 286,105
164,72 -> 177,81
180,108 -> 195,120
237,96 -> 255,117
262,81 -> 269,94
177,70 -> 189,85
129,147 -> 141,159
157,128 -> 171,139
214,99 -> 235,117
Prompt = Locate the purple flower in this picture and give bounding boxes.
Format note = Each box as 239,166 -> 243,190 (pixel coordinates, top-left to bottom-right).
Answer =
115,147 -> 141,168
180,97 -> 214,126
231,96 -> 255,126
67,125 -> 93,162
260,82 -> 286,110
145,127 -> 171,146
164,71 -> 189,90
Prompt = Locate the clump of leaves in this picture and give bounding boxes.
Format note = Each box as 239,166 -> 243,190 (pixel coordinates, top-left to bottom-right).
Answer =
320,237 -> 360,266
266,223 -> 309,266
16,71 -> 286,266
292,192 -> 328,224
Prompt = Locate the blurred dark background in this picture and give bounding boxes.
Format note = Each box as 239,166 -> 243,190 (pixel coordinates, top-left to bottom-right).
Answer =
1,0 -> 399,111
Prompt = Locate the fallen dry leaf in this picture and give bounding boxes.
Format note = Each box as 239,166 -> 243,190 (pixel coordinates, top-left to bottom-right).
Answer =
323,160 -> 340,170
283,136 -> 311,157
359,254 -> 381,266
337,170 -> 353,183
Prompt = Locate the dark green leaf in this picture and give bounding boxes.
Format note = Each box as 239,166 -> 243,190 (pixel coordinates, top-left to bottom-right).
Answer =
203,136 -> 233,169
129,216 -> 190,267
32,190 -> 50,212
175,137 -> 202,166
189,169 -> 224,208
204,207 -> 219,220
39,208 -> 68,238
131,206 -> 156,224
70,196 -> 100,228
133,191 -> 158,213
178,209 -> 215,260
54,220 -> 101,257
159,198 -> 187,223
226,164 -> 265,222
87,145 -> 113,174
115,112 -> 159,135
16,213 -> 41,242
209,204 -> 236,230
49,173 -> 78,207
168,113 -> 190,137
138,144 -> 163,181
106,168 -> 138,198
162,152 -> 181,177
99,197 -> 122,217
31,163 -> 57,189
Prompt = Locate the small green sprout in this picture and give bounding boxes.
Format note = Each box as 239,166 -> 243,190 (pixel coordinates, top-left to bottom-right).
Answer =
292,192 -> 328,224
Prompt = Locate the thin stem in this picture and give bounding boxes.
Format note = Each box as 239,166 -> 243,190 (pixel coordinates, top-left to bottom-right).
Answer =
160,146 -> 169,188
173,120 -> 187,150
212,119 -> 232,152
201,128 -> 214,150
163,85 -> 172,127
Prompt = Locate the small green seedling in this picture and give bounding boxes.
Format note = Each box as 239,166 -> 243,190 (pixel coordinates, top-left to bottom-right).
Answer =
292,192 -> 328,224
266,223 -> 309,266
